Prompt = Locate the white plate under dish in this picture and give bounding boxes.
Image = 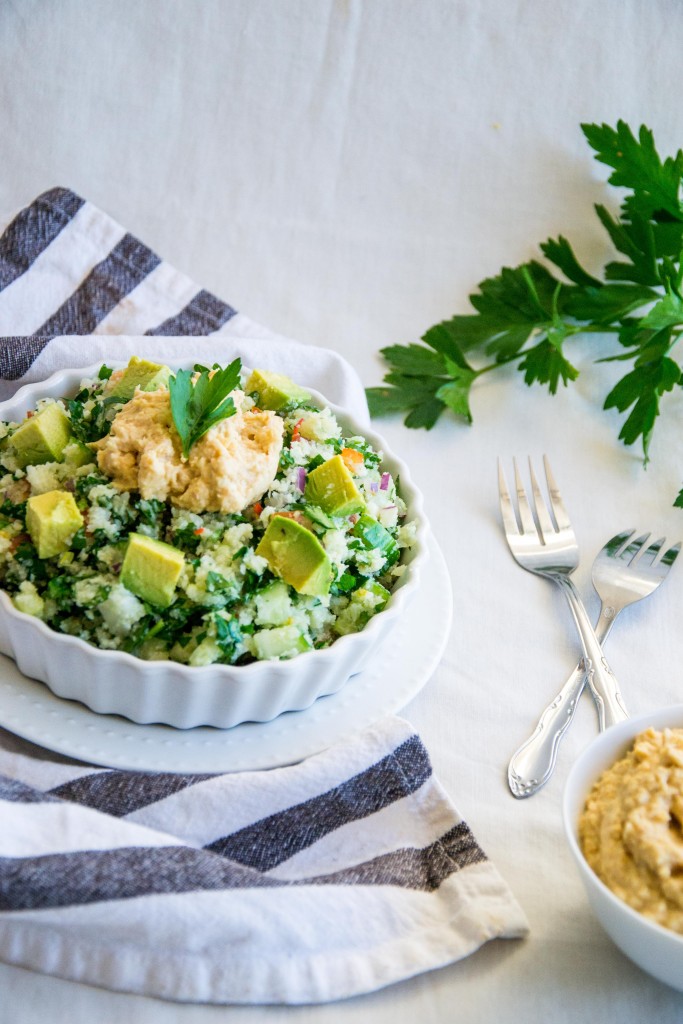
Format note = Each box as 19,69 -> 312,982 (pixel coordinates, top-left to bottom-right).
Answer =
0,536 -> 451,772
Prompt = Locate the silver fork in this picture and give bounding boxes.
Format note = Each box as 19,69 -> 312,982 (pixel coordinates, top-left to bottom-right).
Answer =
498,455 -> 630,736
508,529 -> 681,797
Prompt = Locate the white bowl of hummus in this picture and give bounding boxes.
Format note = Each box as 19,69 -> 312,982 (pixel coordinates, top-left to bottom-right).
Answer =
564,706 -> 683,991
0,358 -> 428,728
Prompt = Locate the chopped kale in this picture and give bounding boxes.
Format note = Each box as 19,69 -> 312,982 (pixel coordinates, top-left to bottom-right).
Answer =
0,497 -> 26,522
74,471 -> 110,502
46,575 -> 76,612
214,614 -> 243,662
12,542 -> 49,583
278,446 -> 296,470
70,527 -> 87,551
137,498 -> 166,527
171,522 -> 202,553
333,571 -> 358,593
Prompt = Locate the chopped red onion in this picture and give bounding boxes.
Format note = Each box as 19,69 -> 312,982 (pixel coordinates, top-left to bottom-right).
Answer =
380,472 -> 391,491
369,481 -> 379,493
382,504 -> 396,511
296,467 -> 307,492
349,513 -> 360,524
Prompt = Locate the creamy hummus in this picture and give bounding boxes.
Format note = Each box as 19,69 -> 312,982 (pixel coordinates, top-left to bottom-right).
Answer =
93,389 -> 284,514
579,727 -> 683,933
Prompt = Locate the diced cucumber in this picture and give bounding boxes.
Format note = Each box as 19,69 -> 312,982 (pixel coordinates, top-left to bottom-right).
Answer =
352,514 -> 399,566
252,624 -> 312,660
356,580 -> 391,610
254,581 -> 293,627
333,580 -> 391,636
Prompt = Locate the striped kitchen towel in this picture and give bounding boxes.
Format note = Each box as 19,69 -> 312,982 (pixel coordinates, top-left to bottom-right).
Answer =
0,187 -> 370,412
0,188 -> 528,1004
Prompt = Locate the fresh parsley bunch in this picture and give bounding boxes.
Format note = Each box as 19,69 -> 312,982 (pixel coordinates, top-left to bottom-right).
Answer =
169,358 -> 242,458
366,121 -> 683,503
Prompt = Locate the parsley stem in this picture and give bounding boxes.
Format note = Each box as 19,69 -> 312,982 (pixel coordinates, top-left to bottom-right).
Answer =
471,322 -> 624,378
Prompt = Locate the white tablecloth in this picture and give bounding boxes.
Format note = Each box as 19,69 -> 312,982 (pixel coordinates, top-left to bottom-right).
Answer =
3,1 -> 683,1020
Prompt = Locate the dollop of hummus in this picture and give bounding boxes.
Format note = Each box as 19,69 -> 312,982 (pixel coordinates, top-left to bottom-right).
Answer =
579,726 -> 683,933
92,389 -> 283,514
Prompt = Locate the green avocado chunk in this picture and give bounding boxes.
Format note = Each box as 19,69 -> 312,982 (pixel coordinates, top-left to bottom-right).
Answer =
63,439 -> 96,468
244,368 -> 311,411
108,356 -> 171,402
255,516 -> 332,597
11,402 -> 73,468
26,490 -> 84,559
304,454 -> 365,517
121,533 -> 185,608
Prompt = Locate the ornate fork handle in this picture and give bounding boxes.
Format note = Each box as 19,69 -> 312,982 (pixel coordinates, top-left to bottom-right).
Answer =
508,603 -> 618,798
508,576 -> 629,799
553,573 -> 629,730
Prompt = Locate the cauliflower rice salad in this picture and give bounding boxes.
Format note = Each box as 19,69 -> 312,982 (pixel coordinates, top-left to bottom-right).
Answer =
0,357 -> 417,666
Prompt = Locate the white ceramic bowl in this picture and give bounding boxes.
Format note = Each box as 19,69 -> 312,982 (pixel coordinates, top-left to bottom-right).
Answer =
563,705 -> 683,990
0,363 -> 428,728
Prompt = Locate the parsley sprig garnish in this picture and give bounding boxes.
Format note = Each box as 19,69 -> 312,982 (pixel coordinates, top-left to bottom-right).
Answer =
169,359 -> 242,458
366,121 -> 683,502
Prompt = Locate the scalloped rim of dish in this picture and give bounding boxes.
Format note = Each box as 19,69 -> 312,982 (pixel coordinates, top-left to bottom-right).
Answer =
0,362 -> 429,724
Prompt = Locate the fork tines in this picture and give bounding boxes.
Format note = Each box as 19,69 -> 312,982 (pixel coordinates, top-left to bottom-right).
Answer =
628,533 -> 681,571
498,455 -> 573,543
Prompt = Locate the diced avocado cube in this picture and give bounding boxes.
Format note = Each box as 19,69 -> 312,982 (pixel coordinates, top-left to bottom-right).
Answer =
11,403 -> 73,468
254,580 -> 293,626
304,454 -> 365,517
121,532 -> 184,608
108,356 -> 171,402
244,368 -> 311,411
352,514 -> 399,566
255,516 -> 332,597
252,624 -> 312,660
26,490 -> 84,559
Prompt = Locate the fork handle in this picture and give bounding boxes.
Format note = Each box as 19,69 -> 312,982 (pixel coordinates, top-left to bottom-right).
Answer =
553,574 -> 629,730
507,605 -> 618,798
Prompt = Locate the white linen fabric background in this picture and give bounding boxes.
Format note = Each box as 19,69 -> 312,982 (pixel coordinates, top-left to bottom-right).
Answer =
3,0 -> 683,1022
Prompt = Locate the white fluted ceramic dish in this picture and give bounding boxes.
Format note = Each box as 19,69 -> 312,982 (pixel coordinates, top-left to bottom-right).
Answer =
0,363 -> 428,728
0,535 -> 450,772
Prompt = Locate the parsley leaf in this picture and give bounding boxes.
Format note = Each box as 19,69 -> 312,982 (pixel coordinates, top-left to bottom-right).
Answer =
366,120 -> 683,502
169,359 -> 242,458
366,331 -> 476,429
581,120 -> 683,221
603,331 -> 681,458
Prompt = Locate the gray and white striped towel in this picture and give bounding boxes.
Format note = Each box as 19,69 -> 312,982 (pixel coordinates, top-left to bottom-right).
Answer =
0,188 -> 528,1004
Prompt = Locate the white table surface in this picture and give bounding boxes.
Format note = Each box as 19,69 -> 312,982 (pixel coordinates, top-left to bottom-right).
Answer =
3,1 -> 683,1020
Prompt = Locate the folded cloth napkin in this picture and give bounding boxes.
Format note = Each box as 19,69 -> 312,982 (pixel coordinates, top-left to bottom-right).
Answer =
0,188 -> 528,1004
